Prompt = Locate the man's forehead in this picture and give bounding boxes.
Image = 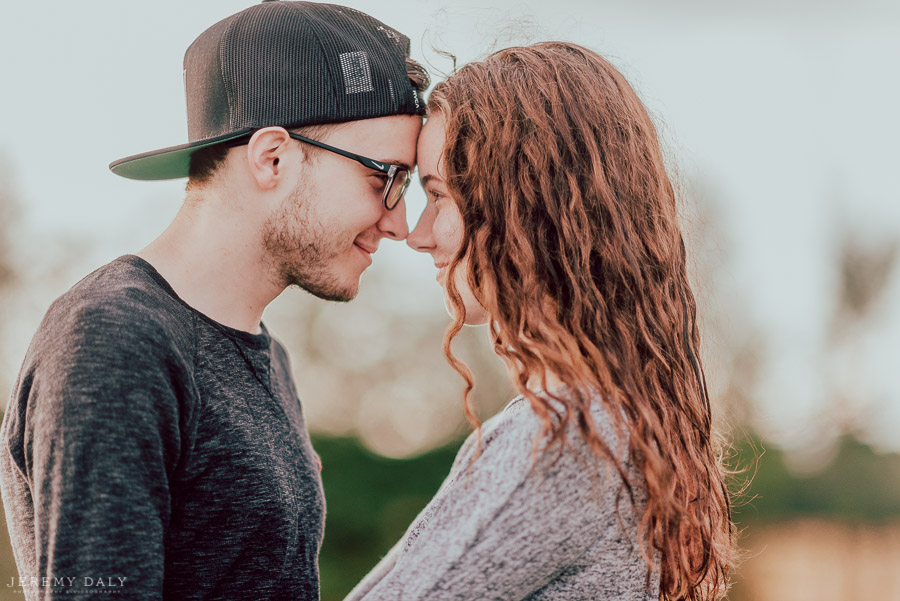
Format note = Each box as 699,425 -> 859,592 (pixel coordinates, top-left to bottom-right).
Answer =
330,114 -> 420,165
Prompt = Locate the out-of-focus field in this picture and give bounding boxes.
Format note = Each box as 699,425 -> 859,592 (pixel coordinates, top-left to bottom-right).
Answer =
734,520 -> 900,601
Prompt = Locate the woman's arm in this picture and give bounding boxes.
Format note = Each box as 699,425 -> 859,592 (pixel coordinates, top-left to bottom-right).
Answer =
353,401 -> 624,601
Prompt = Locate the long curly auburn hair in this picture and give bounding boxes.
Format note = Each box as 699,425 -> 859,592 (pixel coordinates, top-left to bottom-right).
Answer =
429,42 -> 736,600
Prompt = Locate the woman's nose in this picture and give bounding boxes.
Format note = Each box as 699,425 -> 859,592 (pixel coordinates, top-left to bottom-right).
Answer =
407,207 -> 436,253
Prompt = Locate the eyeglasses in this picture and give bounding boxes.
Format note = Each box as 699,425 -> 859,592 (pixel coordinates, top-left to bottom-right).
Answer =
286,132 -> 411,210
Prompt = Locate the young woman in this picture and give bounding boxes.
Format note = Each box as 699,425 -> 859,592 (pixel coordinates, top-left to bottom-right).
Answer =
347,42 -> 736,601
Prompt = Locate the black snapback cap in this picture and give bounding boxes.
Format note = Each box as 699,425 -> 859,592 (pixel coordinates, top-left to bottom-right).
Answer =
110,0 -> 424,181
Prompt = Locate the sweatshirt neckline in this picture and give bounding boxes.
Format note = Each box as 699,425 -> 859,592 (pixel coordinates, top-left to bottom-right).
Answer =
117,254 -> 271,350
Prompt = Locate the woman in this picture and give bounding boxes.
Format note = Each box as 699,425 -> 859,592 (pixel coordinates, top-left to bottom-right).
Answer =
347,42 -> 736,601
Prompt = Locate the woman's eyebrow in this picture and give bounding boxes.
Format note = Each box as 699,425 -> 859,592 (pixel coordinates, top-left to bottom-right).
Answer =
420,174 -> 444,185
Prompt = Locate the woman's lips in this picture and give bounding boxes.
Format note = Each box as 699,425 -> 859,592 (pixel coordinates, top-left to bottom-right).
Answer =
435,262 -> 448,282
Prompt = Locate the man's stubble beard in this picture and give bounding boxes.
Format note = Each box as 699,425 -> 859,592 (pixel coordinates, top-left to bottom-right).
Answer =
261,178 -> 359,302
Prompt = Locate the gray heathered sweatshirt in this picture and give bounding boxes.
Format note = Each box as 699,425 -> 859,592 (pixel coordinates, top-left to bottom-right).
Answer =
0,255 -> 325,600
346,393 -> 660,601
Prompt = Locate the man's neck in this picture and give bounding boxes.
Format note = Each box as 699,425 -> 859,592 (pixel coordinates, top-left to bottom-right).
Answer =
138,200 -> 282,335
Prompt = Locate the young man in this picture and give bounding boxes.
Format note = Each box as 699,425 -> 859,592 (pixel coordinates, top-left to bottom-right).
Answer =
0,1 -> 428,599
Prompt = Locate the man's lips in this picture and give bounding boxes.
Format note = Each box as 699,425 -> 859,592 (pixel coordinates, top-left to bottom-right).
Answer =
354,241 -> 376,264
355,241 -> 377,254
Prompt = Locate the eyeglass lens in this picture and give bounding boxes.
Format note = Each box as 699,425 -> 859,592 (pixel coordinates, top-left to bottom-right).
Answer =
385,169 -> 410,210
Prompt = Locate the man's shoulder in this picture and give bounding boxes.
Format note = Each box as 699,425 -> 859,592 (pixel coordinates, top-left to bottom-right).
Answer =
8,257 -> 200,430
35,256 -> 196,359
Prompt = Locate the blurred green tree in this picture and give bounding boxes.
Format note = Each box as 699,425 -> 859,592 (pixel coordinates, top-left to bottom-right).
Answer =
314,436 -> 461,599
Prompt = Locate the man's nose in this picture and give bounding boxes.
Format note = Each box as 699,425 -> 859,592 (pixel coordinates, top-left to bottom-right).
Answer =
377,197 -> 410,240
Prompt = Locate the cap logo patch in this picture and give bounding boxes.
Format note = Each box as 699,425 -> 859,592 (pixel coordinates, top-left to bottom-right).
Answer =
339,51 -> 374,94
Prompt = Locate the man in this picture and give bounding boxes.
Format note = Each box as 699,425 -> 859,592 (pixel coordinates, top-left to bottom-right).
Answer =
0,1 -> 428,599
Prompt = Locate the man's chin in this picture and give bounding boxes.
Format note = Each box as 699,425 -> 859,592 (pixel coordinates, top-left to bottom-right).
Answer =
309,288 -> 358,303
278,258 -> 364,303
293,278 -> 359,303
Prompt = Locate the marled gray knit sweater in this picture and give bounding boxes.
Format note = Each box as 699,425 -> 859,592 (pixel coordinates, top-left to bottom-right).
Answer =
346,392 -> 660,601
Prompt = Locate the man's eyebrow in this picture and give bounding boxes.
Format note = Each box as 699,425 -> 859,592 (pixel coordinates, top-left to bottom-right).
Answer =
378,159 -> 412,171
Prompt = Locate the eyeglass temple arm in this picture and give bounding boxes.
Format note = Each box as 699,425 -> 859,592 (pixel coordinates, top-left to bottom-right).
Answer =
287,132 -> 391,174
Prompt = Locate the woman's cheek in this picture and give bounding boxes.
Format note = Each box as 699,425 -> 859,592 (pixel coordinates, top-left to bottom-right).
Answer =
434,208 -> 464,254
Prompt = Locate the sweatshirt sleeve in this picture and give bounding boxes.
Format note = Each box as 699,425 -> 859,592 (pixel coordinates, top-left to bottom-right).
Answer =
2,297 -> 192,599
353,402 -> 620,601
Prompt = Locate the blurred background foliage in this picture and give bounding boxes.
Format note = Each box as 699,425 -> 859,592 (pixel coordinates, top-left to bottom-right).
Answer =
0,40 -> 899,598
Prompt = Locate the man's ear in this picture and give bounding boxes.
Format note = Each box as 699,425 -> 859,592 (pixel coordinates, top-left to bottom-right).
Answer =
243,127 -> 302,190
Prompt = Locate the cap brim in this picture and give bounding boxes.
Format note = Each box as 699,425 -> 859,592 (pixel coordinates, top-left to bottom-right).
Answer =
109,128 -> 255,181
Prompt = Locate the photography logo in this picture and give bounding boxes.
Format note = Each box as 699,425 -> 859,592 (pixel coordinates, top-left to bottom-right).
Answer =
7,575 -> 129,594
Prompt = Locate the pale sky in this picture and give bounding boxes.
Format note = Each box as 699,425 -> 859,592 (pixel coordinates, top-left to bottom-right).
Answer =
1,0 -> 898,453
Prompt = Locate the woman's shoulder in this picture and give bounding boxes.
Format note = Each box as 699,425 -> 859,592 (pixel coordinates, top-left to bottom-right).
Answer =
449,388 -> 627,483
498,388 -> 628,456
